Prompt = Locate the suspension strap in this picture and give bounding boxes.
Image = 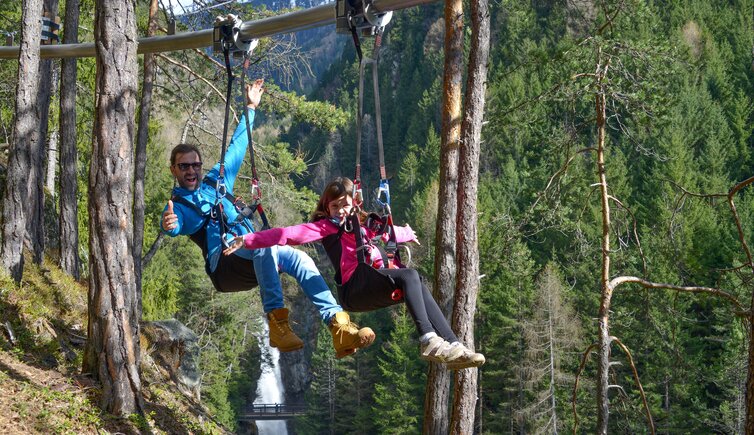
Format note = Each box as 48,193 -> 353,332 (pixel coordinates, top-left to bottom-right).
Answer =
240,49 -> 270,231
353,28 -> 399,265
212,14 -> 262,244
352,28 -> 386,210
218,44 -> 232,196
344,0 -> 391,210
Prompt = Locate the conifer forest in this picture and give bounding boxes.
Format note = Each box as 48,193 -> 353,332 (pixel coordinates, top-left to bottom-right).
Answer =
1,0 -> 754,433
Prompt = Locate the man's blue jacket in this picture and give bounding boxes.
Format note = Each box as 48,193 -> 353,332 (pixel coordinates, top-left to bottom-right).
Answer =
163,110 -> 257,273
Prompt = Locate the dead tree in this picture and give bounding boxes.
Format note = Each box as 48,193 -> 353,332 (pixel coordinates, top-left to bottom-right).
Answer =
82,0 -> 143,415
58,0 -> 80,279
520,264 -> 583,433
423,0 -> 464,430
449,0 -> 489,432
569,49 -> 743,434
2,0 -> 43,282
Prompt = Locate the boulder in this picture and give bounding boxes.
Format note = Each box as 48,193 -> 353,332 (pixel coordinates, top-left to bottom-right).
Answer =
141,319 -> 201,401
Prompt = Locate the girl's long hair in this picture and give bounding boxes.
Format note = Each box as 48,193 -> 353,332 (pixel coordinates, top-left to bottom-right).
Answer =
311,176 -> 367,223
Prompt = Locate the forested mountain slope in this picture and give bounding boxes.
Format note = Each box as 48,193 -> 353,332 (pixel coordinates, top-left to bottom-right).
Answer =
287,0 -> 754,432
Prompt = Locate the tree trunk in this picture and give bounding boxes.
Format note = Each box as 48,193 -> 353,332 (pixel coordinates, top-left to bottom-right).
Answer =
595,60 -> 611,435
58,0 -> 80,279
2,0 -> 43,282
46,128 -> 57,199
424,0 -> 464,431
449,0 -> 489,431
82,0 -> 142,416
27,0 -> 60,264
133,0 -> 158,300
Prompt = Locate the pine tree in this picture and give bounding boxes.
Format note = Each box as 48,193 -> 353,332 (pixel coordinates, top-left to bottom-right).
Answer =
371,307 -> 426,433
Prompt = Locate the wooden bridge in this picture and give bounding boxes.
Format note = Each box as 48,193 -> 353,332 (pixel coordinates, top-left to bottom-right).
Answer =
238,403 -> 307,421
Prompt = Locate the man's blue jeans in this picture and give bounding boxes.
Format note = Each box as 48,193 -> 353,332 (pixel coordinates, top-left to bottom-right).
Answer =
251,245 -> 341,324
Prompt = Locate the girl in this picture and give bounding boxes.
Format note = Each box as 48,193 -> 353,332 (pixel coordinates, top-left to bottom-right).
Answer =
224,177 -> 485,369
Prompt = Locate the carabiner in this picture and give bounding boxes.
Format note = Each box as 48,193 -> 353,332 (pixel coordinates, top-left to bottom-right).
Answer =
375,178 -> 390,209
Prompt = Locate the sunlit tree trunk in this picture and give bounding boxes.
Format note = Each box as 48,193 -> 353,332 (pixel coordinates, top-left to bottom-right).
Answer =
58,0 -> 80,279
82,0 -> 142,415
27,0 -> 60,264
450,0 -> 489,431
2,0 -> 43,282
424,0 -> 464,431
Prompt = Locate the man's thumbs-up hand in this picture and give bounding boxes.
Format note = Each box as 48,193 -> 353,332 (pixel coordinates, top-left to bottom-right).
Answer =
162,200 -> 177,231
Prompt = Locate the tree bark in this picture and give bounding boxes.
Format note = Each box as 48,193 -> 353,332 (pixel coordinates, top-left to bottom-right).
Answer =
27,0 -> 60,264
449,0 -> 489,431
133,0 -> 158,302
58,0 -> 80,279
2,0 -> 43,282
46,128 -> 57,199
424,0 -> 464,431
83,0 -> 142,416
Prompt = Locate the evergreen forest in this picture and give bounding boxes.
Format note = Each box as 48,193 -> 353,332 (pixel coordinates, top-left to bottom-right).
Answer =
1,0 -> 754,433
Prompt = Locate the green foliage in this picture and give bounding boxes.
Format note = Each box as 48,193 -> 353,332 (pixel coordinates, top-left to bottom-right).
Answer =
264,83 -> 349,132
294,324 -> 379,434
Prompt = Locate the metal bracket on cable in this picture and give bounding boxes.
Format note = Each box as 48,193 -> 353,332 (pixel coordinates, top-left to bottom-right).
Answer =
335,0 -> 392,36
212,14 -> 256,57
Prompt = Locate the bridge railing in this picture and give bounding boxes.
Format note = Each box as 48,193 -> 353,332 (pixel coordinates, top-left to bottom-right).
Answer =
238,403 -> 307,421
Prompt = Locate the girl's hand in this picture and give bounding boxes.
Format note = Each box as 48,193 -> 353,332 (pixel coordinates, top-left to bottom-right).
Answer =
223,235 -> 245,256
405,224 -> 420,245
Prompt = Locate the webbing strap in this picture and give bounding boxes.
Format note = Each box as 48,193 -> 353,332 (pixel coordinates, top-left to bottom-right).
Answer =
354,28 -> 386,209
350,26 -> 363,62
349,213 -> 367,265
353,29 -> 398,255
217,45 -> 233,200
240,54 -> 270,231
212,45 -> 237,246
372,31 -> 386,180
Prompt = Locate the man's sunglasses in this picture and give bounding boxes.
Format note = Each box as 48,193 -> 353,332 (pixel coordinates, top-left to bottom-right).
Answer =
175,162 -> 203,171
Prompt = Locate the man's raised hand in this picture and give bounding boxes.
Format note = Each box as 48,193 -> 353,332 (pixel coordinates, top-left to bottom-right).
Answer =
246,78 -> 264,109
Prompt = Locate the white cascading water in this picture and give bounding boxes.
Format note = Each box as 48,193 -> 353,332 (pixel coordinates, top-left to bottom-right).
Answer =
254,317 -> 288,435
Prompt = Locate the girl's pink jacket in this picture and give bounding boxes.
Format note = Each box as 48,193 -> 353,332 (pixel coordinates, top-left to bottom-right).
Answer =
243,219 -> 416,283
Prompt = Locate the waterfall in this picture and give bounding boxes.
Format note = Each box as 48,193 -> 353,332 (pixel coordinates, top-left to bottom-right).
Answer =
254,317 -> 288,435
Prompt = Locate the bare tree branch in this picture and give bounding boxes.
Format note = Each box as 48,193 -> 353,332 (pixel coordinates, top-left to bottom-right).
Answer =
612,336 -> 655,435
608,276 -> 743,311
155,53 -> 238,122
607,195 -> 647,275
572,342 -> 597,435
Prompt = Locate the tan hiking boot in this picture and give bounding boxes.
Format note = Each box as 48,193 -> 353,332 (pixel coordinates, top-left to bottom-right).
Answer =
329,312 -> 375,358
267,308 -> 304,352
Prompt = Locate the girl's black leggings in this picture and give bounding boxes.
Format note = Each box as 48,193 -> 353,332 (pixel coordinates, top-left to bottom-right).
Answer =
374,268 -> 459,343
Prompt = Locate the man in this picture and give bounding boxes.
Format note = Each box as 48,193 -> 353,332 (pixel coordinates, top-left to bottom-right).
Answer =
161,79 -> 373,358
